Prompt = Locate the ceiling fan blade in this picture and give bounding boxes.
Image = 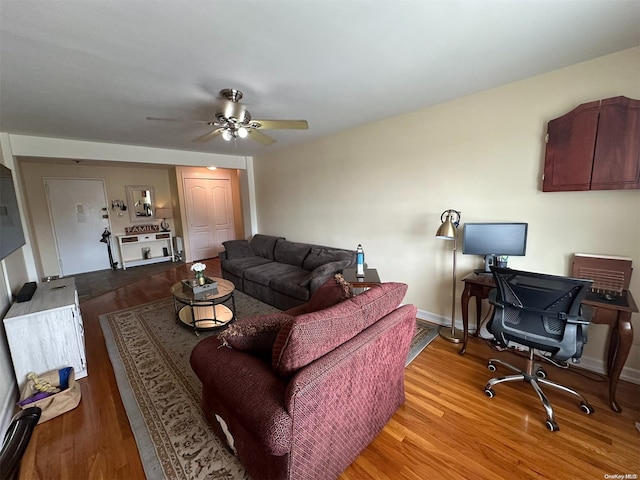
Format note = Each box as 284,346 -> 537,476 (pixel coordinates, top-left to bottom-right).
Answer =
250,119 -> 308,130
191,128 -> 224,143
147,116 -> 215,125
249,129 -> 276,145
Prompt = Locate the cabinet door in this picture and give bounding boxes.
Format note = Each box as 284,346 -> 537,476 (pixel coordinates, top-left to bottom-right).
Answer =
5,307 -> 86,388
542,100 -> 600,192
591,96 -> 640,190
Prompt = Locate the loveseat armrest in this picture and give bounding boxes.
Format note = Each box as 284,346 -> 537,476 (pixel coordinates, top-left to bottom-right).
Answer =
190,337 -> 292,456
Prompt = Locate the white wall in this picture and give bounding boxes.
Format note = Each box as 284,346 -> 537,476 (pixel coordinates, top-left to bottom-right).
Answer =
0,141 -> 30,435
253,47 -> 640,381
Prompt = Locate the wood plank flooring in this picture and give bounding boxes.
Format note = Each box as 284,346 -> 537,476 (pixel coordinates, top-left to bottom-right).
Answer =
17,258 -> 640,479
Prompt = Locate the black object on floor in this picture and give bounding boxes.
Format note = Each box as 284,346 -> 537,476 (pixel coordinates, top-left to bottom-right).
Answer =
0,406 -> 41,480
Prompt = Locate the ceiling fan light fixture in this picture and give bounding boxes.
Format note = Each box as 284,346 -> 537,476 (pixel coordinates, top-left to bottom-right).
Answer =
237,126 -> 249,138
222,129 -> 233,141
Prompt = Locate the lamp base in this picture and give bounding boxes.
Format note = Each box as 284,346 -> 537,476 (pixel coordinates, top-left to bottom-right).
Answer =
439,326 -> 464,343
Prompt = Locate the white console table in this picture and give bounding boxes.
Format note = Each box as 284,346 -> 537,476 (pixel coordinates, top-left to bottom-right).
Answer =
116,231 -> 175,270
3,277 -> 87,389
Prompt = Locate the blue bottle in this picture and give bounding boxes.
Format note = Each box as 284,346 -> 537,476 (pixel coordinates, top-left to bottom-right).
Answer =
356,244 -> 365,277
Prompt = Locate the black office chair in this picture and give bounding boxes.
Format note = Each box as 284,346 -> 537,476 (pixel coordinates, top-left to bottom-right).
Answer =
484,267 -> 594,431
0,407 -> 41,480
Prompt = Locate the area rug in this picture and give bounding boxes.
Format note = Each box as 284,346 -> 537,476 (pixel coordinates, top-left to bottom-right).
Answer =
406,320 -> 439,366
100,294 -> 438,480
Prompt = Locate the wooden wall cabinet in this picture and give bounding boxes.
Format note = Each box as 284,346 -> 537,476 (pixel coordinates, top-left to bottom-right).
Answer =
3,277 -> 87,389
542,96 -> 640,192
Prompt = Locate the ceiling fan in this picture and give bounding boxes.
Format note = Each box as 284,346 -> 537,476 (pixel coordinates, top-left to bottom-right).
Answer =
147,88 -> 308,145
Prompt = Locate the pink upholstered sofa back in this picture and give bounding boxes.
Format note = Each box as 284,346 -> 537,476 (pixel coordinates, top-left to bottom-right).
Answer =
272,282 -> 408,377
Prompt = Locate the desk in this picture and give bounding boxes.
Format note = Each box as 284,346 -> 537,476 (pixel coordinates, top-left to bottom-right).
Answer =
460,272 -> 638,412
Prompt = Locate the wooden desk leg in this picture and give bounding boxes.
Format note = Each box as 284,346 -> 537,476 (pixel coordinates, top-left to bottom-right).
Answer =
473,296 -> 482,337
459,284 -> 471,355
606,312 -> 633,413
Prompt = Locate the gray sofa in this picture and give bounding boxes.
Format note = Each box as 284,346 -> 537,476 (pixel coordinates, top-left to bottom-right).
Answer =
220,234 -> 356,310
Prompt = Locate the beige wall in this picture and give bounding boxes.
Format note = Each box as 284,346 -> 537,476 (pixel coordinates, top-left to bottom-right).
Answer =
253,47 -> 640,380
18,160 -> 174,278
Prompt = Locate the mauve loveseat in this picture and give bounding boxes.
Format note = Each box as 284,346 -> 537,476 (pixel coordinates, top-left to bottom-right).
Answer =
190,280 -> 416,480
220,234 -> 356,310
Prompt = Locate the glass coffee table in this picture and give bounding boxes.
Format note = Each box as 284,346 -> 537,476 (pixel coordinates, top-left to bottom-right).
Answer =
170,277 -> 236,335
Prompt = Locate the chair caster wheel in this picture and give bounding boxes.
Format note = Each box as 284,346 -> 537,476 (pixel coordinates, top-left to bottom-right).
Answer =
487,362 -> 497,372
484,387 -> 495,398
536,368 -> 547,379
580,402 -> 594,414
546,419 -> 559,432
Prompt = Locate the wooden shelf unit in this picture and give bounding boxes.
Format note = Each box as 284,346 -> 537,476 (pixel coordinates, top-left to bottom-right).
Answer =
116,232 -> 175,270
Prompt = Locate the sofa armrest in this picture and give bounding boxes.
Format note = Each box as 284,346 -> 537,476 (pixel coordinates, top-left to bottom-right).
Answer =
190,337 -> 292,455
219,250 -> 228,261
301,259 -> 351,293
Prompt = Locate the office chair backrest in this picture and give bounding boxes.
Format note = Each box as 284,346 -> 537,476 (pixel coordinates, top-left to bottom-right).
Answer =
0,407 -> 41,480
489,267 -> 593,361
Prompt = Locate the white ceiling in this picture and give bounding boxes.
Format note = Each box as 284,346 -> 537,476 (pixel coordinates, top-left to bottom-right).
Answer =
1,0 -> 639,158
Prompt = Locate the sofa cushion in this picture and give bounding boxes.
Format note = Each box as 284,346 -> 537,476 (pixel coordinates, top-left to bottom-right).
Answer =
218,313 -> 293,357
274,240 -> 312,268
302,246 -> 355,271
299,259 -> 352,287
222,256 -> 273,278
269,269 -> 311,301
244,262 -> 302,287
222,239 -> 253,259
272,282 -> 408,377
250,234 -> 282,260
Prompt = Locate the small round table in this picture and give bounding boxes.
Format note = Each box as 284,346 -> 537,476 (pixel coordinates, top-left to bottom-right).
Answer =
170,277 -> 236,335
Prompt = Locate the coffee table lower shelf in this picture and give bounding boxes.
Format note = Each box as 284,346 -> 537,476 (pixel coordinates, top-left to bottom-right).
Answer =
176,304 -> 234,333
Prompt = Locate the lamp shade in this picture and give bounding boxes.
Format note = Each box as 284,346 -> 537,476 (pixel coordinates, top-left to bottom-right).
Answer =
435,219 -> 456,239
435,209 -> 460,239
154,207 -> 172,219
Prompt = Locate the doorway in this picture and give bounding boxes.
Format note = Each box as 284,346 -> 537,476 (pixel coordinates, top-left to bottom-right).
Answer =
45,178 -> 112,276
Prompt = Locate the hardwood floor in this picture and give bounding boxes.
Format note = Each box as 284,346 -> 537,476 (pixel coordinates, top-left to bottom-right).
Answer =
17,259 -> 640,479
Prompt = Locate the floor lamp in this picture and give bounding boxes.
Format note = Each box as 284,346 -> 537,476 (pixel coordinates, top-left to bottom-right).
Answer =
436,209 -> 464,343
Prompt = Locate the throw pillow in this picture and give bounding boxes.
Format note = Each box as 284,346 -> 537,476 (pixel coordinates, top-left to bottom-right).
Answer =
218,313 -> 293,357
222,239 -> 253,259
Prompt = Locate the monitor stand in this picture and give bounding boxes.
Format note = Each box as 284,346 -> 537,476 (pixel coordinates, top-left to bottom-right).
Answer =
474,254 -> 496,275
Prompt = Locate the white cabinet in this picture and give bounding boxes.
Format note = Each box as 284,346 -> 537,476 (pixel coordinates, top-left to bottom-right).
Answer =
3,277 -> 87,389
116,231 -> 175,270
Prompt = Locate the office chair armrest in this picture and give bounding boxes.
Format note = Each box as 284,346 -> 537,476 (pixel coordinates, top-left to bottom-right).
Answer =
561,308 -> 592,325
578,305 -> 594,323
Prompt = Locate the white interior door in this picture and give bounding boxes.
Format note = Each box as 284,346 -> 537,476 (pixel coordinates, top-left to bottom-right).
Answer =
184,177 -> 235,261
46,178 -> 111,275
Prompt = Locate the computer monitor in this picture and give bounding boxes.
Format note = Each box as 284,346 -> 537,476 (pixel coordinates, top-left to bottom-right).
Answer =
462,222 -> 528,274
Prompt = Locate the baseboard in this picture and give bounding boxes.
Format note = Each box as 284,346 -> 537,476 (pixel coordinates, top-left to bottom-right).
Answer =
416,308 -> 640,386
